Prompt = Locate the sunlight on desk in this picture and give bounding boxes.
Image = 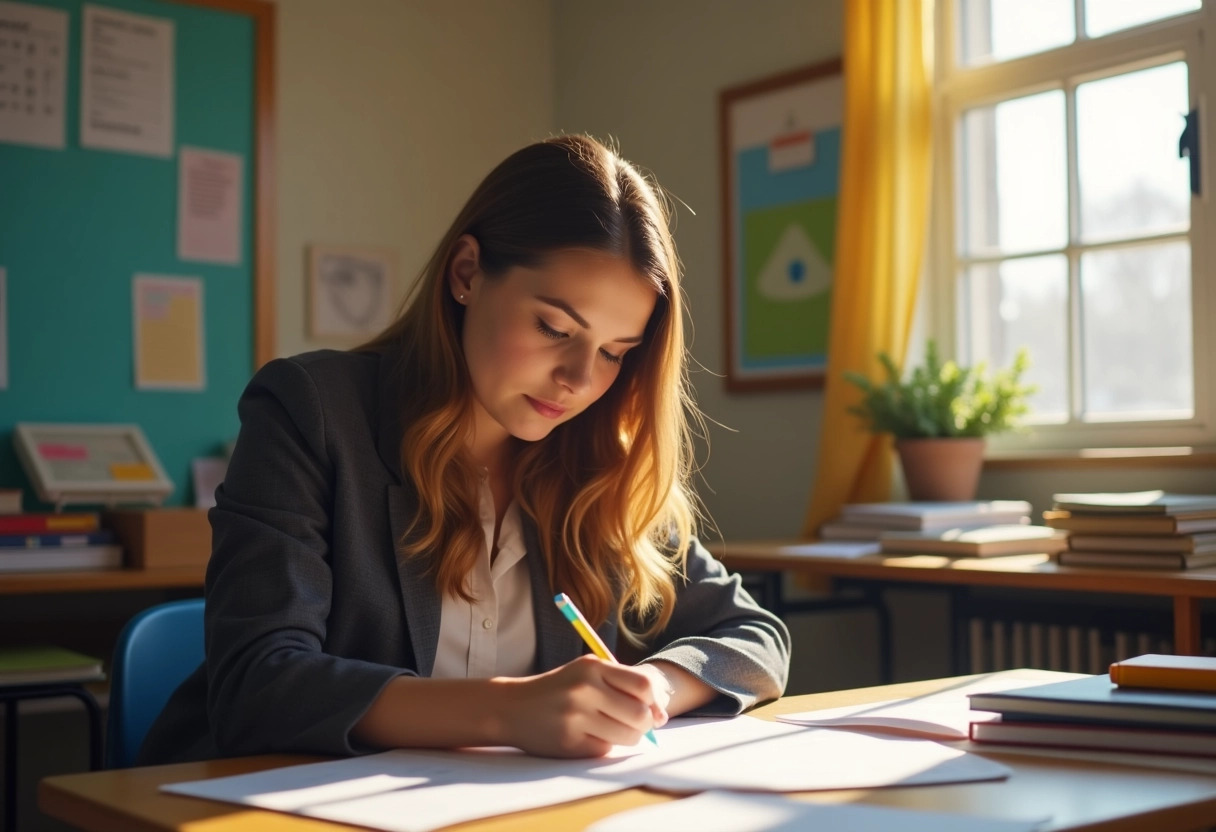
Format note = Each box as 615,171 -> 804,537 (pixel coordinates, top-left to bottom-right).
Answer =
880,554 -> 1053,571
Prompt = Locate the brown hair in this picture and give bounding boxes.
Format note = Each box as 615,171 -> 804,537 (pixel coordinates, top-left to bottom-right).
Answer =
358,135 -> 698,644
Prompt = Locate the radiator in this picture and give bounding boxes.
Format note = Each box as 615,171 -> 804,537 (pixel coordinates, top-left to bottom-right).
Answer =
966,618 -> 1213,674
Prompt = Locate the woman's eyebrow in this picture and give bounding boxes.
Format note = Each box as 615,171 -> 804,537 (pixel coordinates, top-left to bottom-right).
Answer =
536,296 -> 645,344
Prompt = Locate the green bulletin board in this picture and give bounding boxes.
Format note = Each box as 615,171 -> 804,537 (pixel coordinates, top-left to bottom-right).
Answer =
0,0 -> 274,508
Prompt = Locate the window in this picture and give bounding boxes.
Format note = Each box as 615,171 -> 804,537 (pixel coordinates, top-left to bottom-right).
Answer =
932,0 -> 1212,450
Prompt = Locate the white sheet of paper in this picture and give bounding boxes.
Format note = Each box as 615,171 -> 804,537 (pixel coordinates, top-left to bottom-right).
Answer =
163,717 -> 1010,832
190,457 -> 227,508
777,669 -> 1087,739
0,0 -> 67,148
80,4 -> 173,157
588,791 -> 1050,832
635,722 -> 1009,794
772,541 -> 881,558
178,147 -> 243,264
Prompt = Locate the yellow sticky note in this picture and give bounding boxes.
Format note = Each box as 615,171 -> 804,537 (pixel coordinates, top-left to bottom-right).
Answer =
111,463 -> 155,481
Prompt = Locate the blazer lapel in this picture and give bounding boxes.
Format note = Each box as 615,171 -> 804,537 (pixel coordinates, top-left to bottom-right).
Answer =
387,482 -> 440,677
526,520 -> 621,671
527,521 -> 581,672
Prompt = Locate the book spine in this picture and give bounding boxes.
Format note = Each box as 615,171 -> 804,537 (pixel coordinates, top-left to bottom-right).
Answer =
0,531 -> 115,548
1109,665 -> 1216,693
0,514 -> 101,534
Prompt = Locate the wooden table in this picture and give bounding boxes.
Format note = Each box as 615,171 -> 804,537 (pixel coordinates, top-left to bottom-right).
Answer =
0,567 -> 204,596
714,541 -> 1216,656
39,675 -> 1216,832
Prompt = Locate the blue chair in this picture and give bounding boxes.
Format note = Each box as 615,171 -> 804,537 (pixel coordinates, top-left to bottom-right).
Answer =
106,598 -> 205,768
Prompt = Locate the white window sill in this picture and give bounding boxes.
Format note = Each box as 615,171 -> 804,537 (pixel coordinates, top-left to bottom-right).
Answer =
984,446 -> 1216,471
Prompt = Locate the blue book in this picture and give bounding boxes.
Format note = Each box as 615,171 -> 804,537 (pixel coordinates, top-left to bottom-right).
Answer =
0,530 -> 116,549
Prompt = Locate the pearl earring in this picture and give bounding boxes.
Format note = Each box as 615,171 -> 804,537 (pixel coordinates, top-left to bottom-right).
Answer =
458,293 -> 466,302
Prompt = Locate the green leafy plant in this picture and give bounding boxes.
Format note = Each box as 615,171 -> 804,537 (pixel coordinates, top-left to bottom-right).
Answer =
844,340 -> 1036,438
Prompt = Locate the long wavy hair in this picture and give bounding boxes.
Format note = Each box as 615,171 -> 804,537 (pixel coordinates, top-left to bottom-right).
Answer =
358,134 -> 699,645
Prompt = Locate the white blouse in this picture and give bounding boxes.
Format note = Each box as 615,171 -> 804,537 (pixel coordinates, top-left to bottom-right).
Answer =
431,477 -> 536,679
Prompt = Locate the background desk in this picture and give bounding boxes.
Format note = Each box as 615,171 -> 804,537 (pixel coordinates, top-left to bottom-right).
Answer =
38,675 -> 1216,832
714,541 -> 1216,659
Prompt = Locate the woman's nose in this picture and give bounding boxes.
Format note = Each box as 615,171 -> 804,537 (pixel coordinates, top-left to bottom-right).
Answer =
556,347 -> 594,394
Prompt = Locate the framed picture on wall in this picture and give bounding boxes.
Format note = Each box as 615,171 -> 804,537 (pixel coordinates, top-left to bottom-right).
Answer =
719,58 -> 843,392
307,245 -> 398,341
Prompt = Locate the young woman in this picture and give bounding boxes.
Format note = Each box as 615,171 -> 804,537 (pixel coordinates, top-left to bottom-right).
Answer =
139,134 -> 790,764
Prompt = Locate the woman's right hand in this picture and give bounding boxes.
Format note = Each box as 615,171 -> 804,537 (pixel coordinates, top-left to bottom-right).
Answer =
495,655 -> 665,757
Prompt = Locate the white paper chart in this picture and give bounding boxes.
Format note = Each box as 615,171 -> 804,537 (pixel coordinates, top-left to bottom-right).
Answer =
81,3 -> 174,157
0,0 -> 67,149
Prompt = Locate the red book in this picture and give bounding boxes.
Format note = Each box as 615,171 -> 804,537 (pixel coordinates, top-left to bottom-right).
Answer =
0,513 -> 101,534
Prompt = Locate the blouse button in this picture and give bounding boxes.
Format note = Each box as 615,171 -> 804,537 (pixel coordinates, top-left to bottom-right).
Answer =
482,618 -> 494,630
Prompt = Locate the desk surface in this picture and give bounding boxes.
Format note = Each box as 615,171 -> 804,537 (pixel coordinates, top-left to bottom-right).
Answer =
39,676 -> 1216,832
0,566 -> 204,595
713,540 -> 1216,598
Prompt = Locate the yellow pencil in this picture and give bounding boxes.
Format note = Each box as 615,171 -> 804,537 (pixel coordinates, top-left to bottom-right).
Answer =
554,592 -> 659,746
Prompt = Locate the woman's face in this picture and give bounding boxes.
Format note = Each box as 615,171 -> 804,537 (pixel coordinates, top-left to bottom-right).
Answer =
452,241 -> 658,457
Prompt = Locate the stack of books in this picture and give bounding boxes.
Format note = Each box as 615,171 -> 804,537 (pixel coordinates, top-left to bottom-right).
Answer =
818,500 -> 1068,558
0,507 -> 123,572
968,654 -> 1216,757
1046,491 -> 1216,570
819,500 -> 1034,541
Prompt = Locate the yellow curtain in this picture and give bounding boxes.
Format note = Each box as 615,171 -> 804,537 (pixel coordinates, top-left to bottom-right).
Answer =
801,0 -> 935,537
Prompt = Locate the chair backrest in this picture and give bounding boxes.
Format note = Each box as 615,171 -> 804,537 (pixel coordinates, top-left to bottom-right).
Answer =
106,598 -> 205,768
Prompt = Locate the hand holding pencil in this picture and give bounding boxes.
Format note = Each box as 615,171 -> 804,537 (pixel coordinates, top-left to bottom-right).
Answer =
555,593 -> 661,747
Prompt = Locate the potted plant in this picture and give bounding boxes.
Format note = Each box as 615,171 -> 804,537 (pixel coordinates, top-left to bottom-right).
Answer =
843,340 -> 1035,501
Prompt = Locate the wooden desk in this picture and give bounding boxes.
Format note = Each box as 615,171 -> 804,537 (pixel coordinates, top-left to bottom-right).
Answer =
39,676 -> 1216,832
714,541 -> 1216,656
0,567 -> 204,596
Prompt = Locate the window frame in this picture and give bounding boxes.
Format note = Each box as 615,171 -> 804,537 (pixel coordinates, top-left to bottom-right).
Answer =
929,2 -> 1214,452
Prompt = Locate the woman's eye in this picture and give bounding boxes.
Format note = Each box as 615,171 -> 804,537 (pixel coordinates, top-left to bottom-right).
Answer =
535,319 -> 566,339
600,349 -> 623,365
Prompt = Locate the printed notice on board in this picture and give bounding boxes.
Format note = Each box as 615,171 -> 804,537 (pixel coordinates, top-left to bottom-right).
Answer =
0,267 -> 7,390
178,147 -> 243,264
81,4 -> 173,157
0,1 -> 67,149
133,275 -> 205,390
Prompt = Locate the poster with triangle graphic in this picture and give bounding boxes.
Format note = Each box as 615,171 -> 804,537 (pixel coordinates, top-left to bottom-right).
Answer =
719,61 -> 842,391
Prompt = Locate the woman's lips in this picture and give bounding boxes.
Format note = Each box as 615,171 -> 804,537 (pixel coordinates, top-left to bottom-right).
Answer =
526,396 -> 567,418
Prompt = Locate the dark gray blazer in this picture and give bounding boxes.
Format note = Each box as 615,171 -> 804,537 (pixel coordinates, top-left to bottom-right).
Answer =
139,349 -> 790,765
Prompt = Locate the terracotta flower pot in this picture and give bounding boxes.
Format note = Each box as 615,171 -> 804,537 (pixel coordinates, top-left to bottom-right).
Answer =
894,437 -> 986,502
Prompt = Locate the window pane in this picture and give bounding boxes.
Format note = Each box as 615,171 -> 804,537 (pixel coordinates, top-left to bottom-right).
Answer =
959,0 -> 1074,65
960,91 -> 1066,255
1077,62 -> 1190,243
1080,241 -> 1193,419
1085,0 -> 1201,38
963,256 -> 1068,421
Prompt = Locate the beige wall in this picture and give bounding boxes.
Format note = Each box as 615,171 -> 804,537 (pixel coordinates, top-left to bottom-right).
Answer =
272,0 -> 554,359
552,0 -> 841,542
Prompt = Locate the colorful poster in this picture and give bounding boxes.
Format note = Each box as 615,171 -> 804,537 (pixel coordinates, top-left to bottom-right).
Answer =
133,274 -> 204,390
721,63 -> 843,390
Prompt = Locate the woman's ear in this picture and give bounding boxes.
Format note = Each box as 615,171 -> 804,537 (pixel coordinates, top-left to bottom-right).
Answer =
448,234 -> 480,305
